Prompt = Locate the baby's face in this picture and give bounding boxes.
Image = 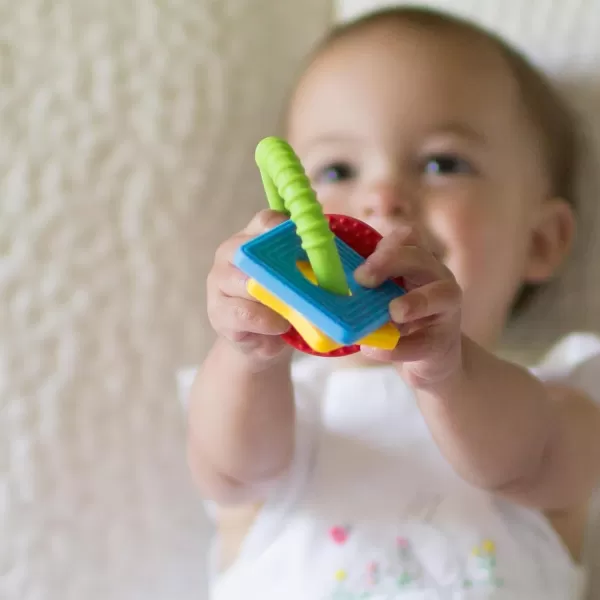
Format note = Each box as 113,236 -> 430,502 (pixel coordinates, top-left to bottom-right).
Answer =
287,23 -> 555,347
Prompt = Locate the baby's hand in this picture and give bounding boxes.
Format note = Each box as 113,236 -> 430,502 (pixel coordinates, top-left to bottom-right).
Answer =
354,226 -> 462,387
206,210 -> 291,365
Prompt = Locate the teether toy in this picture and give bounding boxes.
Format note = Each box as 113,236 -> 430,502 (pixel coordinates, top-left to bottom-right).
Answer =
233,136 -> 405,357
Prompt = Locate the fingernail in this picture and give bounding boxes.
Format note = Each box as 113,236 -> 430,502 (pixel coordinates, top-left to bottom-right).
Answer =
389,297 -> 410,322
360,347 -> 392,362
355,263 -> 375,286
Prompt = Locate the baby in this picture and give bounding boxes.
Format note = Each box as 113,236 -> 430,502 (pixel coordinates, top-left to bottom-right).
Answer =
185,7 -> 600,599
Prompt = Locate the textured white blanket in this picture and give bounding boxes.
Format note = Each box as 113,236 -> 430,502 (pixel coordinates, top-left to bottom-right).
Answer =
0,2 -> 330,599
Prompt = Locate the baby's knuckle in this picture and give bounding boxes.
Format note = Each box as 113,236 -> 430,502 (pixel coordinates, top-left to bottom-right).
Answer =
429,327 -> 453,355
206,268 -> 228,298
255,208 -> 273,224
233,303 -> 267,332
389,226 -> 417,245
206,265 -> 220,287
214,238 -> 236,263
229,329 -> 252,345
440,263 -> 458,281
233,303 -> 254,324
207,301 -> 225,330
206,273 -> 220,299
444,279 -> 462,303
407,292 -> 429,319
253,209 -> 284,232
366,246 -> 392,270
379,234 -> 404,256
403,226 -> 420,242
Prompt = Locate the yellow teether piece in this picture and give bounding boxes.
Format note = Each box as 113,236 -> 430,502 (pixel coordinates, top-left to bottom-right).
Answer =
247,261 -> 400,353
247,278 -> 342,353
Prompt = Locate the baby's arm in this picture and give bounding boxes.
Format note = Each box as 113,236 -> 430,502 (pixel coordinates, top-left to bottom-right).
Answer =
355,227 -> 600,510
188,339 -> 294,505
188,211 -> 296,505
416,336 -> 600,509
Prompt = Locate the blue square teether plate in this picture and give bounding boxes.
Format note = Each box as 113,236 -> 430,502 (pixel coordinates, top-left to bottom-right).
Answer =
234,220 -> 404,345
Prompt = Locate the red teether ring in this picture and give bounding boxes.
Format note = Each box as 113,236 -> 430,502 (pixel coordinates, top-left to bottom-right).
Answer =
281,215 -> 400,358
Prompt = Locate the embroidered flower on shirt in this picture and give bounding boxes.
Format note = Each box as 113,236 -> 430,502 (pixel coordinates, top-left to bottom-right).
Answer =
325,527 -> 505,599
463,539 -> 503,589
335,569 -> 348,582
330,525 -> 351,545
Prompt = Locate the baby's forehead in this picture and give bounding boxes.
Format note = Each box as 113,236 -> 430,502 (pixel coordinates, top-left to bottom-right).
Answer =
288,21 -> 523,137
305,18 -> 513,90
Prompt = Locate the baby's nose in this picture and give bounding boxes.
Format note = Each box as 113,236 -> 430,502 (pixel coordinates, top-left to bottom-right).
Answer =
356,180 -> 415,221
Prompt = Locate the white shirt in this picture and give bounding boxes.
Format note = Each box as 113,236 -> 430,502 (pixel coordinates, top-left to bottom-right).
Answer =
178,333 -> 600,600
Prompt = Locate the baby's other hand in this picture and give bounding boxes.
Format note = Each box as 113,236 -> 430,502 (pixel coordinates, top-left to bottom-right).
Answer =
206,210 -> 292,367
354,226 -> 462,388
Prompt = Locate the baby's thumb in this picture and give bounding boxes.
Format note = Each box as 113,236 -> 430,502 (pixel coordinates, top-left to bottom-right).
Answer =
245,209 -> 288,235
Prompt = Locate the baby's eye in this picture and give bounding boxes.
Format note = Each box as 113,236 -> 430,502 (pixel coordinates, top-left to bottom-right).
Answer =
422,154 -> 473,177
314,162 -> 356,184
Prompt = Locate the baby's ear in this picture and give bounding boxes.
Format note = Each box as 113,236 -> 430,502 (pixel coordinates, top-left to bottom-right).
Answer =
524,197 -> 575,283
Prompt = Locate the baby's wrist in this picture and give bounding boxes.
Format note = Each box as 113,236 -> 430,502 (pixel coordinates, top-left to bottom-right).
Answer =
218,336 -> 292,375
405,335 -> 466,396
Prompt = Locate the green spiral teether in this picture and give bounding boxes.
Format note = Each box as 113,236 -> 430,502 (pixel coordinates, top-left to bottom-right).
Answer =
255,136 -> 349,296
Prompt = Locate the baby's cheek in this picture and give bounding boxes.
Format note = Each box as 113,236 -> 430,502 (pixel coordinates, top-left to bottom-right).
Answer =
451,231 -> 508,299
320,195 -> 350,216
441,203 -> 503,272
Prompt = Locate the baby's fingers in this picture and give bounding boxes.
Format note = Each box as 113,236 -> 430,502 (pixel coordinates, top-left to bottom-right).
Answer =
355,235 -> 444,289
389,280 -> 461,325
208,263 -> 252,301
215,210 -> 288,265
209,296 -> 290,340
364,327 -> 448,364
244,209 -> 288,236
